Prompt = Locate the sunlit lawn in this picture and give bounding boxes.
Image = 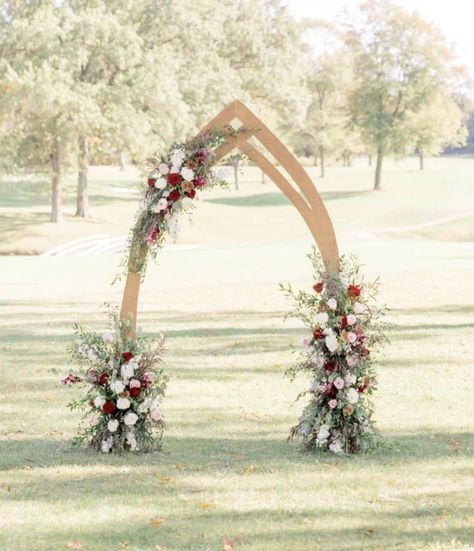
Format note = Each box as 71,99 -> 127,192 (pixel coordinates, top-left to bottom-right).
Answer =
0,158 -> 473,550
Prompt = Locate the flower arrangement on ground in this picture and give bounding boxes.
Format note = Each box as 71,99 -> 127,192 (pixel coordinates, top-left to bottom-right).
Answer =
63,313 -> 167,453
281,249 -> 387,454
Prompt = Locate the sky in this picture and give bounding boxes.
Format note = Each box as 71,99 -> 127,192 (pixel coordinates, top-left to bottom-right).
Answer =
285,0 -> 474,77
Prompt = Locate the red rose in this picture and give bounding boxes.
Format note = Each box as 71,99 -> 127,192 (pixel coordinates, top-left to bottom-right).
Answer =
313,328 -> 324,340
313,282 -> 323,293
340,316 -> 348,330
167,189 -> 181,203
122,351 -> 133,362
348,285 -> 361,298
129,387 -> 141,398
186,188 -> 196,199
98,373 -> 109,386
324,360 -> 337,372
147,178 -> 156,187
102,401 -> 116,415
167,172 -> 182,186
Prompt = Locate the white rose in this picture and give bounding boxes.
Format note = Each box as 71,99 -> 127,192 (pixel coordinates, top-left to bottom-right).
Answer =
327,298 -> 337,310
107,419 -> 119,432
101,332 -> 114,342
353,302 -> 366,315
328,399 -> 337,409
315,312 -> 329,325
93,396 -> 106,408
158,163 -> 169,175
90,416 -> 100,427
152,198 -> 168,212
121,363 -> 134,380
346,373 -> 357,385
347,314 -> 357,325
181,166 -> 195,181
346,388 -> 359,404
129,379 -> 141,389
110,380 -> 125,394
117,397 -> 131,410
334,376 -> 345,390
154,177 -> 167,190
101,440 -> 111,453
124,412 -> 138,426
317,425 -> 330,441
325,334 -> 338,353
126,431 -> 138,451
181,197 -> 194,209
329,440 -> 343,454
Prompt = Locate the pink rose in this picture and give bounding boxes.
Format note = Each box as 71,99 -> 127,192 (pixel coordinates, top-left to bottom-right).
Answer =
334,377 -> 345,390
328,399 -> 337,409
129,379 -> 141,389
347,332 -> 358,344
302,337 -> 311,348
347,355 -> 359,368
150,409 -> 162,422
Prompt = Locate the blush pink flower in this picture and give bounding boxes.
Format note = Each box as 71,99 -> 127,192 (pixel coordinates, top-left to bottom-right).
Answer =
334,377 -> 345,390
328,399 -> 337,409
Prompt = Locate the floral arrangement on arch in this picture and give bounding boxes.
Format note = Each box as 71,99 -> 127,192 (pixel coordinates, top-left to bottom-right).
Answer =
281,250 -> 387,454
123,127 -> 235,276
63,312 -> 167,453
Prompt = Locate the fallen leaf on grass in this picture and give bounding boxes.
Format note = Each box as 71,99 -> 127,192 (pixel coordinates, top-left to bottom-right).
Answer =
198,502 -> 212,510
157,476 -> 174,484
448,439 -> 462,453
119,543 -> 129,549
150,517 -> 165,527
364,527 -> 376,535
241,464 -> 256,474
0,483 -> 12,492
66,542 -> 85,550
172,464 -> 185,470
223,535 -> 240,550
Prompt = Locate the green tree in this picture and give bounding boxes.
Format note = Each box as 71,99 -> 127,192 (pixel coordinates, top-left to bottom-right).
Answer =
346,0 -> 460,189
407,92 -> 467,169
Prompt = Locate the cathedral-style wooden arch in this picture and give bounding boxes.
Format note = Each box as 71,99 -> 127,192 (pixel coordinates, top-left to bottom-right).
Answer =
120,100 -> 339,331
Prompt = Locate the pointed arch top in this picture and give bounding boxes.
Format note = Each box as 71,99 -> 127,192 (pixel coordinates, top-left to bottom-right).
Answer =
119,100 -> 339,329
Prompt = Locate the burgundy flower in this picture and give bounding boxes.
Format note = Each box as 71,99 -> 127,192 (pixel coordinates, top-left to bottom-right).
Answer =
145,227 -> 160,246
122,351 -> 134,362
129,387 -> 141,398
102,401 -> 116,415
340,316 -> 348,330
147,178 -> 156,187
167,172 -> 182,186
313,282 -> 323,293
193,176 -> 206,188
348,284 -> 361,298
98,373 -> 109,386
167,189 -> 181,203
186,188 -> 196,199
313,328 -> 324,340
324,360 -> 337,372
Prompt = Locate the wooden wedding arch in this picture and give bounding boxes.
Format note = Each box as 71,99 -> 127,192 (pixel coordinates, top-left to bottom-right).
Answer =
120,100 -> 339,332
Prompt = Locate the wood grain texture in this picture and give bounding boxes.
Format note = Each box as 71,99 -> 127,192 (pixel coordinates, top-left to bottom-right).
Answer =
120,100 -> 340,333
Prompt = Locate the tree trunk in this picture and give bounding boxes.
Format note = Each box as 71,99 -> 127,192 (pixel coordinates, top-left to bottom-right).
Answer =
51,138 -> 63,223
419,150 -> 424,170
319,146 -> 325,178
233,160 -> 239,190
119,150 -> 127,171
374,148 -> 384,191
261,169 -> 266,185
76,135 -> 90,218
368,154 -> 372,167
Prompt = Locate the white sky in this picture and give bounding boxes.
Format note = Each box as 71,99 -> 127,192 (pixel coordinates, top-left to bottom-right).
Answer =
285,0 -> 474,77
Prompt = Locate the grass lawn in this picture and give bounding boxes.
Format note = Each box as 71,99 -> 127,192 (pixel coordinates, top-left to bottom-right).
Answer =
0,158 -> 473,550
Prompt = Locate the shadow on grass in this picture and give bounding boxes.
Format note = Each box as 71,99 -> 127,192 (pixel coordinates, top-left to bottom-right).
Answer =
0,431 -> 472,473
